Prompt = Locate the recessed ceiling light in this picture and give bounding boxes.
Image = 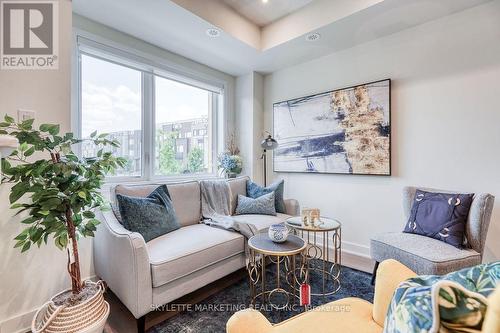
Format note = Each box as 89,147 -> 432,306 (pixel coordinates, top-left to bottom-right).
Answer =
206,28 -> 221,38
262,0 -> 269,3
305,32 -> 321,42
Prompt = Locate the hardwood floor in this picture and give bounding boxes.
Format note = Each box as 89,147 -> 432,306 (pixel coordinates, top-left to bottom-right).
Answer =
103,268 -> 248,333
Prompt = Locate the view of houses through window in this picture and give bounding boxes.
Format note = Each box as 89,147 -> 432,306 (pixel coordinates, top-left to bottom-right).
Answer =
80,53 -> 214,179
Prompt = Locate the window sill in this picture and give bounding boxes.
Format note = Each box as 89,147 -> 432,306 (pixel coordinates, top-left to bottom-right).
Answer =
102,173 -> 224,186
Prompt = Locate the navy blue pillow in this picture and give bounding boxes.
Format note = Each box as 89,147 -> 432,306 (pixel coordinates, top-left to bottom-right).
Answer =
116,185 -> 180,242
404,189 -> 474,249
247,180 -> 285,213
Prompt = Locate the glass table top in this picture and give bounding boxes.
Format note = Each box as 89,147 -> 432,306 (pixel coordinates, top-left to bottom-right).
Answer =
285,216 -> 341,231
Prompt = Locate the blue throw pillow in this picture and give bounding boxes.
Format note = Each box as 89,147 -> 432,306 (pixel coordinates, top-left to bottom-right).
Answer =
247,180 -> 285,213
403,189 -> 474,248
116,185 -> 180,242
235,192 -> 277,216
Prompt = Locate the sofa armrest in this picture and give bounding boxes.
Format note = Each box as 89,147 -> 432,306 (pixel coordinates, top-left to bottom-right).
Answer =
226,309 -> 273,333
372,259 -> 417,326
94,209 -> 152,318
284,199 -> 300,216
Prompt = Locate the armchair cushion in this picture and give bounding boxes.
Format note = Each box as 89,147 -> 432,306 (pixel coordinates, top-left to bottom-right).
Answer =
371,232 -> 481,275
403,189 -> 473,248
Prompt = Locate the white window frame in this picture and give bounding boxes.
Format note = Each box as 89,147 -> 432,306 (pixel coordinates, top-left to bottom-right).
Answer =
72,31 -> 227,183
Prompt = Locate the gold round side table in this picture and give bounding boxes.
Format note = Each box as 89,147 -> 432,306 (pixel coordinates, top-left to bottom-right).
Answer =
285,216 -> 342,297
247,234 -> 308,310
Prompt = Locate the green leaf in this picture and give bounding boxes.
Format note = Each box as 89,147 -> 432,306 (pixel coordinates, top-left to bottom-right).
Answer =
20,118 -> 34,129
24,146 -> 35,157
90,130 -> 97,138
0,122 -> 10,127
78,191 -> 86,199
4,114 -> 15,123
39,124 -> 51,132
48,124 -> 60,135
21,217 -> 37,224
21,241 -> 31,252
19,142 -> 28,152
10,203 -> 24,209
14,230 -> 29,240
9,182 -> 30,203
82,211 -> 95,219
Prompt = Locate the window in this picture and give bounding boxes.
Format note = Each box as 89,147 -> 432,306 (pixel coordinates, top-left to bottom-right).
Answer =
77,39 -> 223,180
81,55 -> 142,177
155,76 -> 211,176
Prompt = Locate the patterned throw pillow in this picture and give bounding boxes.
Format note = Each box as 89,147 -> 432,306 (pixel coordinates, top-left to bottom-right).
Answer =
116,185 -> 180,242
404,189 -> 474,248
247,179 -> 285,213
384,261 -> 500,333
235,192 -> 277,216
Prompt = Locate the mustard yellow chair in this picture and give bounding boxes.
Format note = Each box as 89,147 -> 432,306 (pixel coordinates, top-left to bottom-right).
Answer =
226,259 -> 500,333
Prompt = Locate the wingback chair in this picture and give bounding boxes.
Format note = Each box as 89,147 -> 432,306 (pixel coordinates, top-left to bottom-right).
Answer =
370,186 -> 495,279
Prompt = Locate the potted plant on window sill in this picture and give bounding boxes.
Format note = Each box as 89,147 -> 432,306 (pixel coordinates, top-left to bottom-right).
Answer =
0,115 -> 126,333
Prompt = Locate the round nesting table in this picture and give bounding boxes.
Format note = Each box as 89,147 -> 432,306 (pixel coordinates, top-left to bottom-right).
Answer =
247,234 -> 308,310
285,216 -> 342,297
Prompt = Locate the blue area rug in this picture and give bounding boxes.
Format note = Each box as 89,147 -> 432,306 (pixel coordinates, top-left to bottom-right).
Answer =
149,260 -> 374,333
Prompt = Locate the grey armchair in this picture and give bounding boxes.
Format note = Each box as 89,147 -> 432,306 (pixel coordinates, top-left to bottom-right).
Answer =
370,186 -> 495,281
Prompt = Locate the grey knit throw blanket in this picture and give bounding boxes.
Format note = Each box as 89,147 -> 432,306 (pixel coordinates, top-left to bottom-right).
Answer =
200,180 -> 258,240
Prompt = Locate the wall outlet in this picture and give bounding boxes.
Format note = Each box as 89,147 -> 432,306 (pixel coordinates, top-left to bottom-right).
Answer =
18,109 -> 35,122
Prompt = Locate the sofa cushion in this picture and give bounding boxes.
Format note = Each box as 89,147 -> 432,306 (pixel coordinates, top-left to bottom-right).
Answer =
235,193 -> 277,216
114,181 -> 201,227
228,176 -> 249,214
233,213 -> 291,232
247,179 -> 286,213
370,232 -> 481,275
116,185 -> 180,242
147,224 -> 244,287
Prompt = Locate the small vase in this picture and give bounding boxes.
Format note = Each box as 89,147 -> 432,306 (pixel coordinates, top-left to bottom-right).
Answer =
268,224 -> 289,243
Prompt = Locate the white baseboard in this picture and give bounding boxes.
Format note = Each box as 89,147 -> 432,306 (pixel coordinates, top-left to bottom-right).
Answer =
0,275 -> 98,333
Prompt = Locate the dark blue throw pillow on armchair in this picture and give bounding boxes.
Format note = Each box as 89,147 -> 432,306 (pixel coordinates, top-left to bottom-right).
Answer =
116,185 -> 180,242
403,189 -> 474,249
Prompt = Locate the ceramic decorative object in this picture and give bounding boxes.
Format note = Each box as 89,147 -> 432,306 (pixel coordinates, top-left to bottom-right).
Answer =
268,224 -> 289,243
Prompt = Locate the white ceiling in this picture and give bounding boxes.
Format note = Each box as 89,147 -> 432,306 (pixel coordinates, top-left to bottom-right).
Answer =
221,0 -> 314,27
72,0 -> 491,76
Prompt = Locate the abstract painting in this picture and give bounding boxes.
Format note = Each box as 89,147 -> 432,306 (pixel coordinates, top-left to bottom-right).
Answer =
273,79 -> 391,175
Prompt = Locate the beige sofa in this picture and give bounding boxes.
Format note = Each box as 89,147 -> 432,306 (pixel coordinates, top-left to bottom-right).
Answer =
93,176 -> 299,331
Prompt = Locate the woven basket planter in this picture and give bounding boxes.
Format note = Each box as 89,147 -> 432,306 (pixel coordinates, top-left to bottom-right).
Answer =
31,280 -> 109,333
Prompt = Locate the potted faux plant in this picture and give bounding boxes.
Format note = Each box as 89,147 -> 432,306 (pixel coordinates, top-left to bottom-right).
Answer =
218,133 -> 242,178
0,115 -> 125,333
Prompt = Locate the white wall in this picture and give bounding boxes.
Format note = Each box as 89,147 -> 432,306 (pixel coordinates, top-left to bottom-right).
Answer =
264,1 -> 500,266
0,1 -> 76,332
235,72 -> 264,183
